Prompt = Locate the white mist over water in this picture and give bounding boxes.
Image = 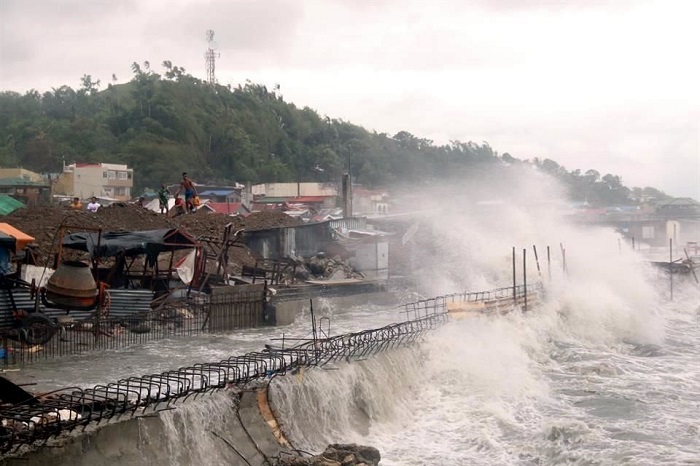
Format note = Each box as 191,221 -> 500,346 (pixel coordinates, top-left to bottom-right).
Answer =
267,169 -> 699,465
270,287 -> 698,465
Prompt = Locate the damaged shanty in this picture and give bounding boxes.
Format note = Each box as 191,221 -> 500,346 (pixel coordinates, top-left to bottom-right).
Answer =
239,217 -> 389,282
237,218 -> 392,326
0,223 -> 267,366
2,216 -> 393,365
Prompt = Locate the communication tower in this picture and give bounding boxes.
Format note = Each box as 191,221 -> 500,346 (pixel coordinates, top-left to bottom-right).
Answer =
205,29 -> 220,84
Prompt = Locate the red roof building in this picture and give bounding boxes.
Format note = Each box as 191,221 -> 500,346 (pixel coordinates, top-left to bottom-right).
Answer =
200,202 -> 250,216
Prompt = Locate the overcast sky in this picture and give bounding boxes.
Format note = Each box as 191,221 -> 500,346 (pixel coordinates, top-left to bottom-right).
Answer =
1,0 -> 698,199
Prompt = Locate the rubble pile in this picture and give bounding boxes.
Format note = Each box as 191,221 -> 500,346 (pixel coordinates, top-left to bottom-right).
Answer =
292,254 -> 365,282
4,205 -> 302,271
4,205 -> 367,283
275,444 -> 381,466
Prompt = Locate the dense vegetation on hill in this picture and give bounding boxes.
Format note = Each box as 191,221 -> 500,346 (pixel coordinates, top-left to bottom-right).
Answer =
0,61 -> 670,206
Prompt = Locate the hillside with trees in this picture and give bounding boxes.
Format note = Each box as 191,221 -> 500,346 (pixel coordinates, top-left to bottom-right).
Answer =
0,61 -> 671,206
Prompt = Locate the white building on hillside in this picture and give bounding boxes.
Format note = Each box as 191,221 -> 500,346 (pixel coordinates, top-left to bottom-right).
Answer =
251,182 -> 338,198
53,162 -> 134,201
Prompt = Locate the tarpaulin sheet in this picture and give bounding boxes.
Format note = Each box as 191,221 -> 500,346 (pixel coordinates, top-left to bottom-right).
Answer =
0,223 -> 35,252
61,228 -> 197,258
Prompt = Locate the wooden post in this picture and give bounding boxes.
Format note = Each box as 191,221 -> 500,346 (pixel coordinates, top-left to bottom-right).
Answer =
560,243 -> 567,274
669,238 -> 673,301
522,248 -> 527,312
310,298 -> 319,364
673,223 -> 677,255
512,247 -> 517,304
533,245 -> 541,278
684,248 -> 699,284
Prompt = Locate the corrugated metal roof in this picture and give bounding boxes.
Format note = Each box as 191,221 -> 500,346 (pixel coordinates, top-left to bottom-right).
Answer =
0,177 -> 49,187
0,194 -> 25,215
199,189 -> 236,196
658,197 -> 700,208
254,197 -> 288,204
290,196 -> 332,203
255,195 -> 332,204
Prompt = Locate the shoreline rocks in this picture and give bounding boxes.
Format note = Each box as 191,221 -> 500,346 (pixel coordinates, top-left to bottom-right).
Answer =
275,444 -> 381,466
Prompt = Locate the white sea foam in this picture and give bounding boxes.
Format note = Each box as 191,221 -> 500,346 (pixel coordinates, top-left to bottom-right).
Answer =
268,169 -> 699,465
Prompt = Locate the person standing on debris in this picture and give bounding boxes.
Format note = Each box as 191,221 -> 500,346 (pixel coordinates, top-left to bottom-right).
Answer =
176,172 -> 197,213
87,197 -> 100,213
69,197 -> 82,209
158,184 -> 170,214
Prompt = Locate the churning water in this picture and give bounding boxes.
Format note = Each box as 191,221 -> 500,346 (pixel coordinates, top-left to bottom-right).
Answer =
16,262 -> 699,465
264,190 -> 700,466
270,282 -> 699,466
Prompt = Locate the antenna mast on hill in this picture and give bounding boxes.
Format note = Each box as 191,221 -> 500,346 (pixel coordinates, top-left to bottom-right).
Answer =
205,29 -> 220,85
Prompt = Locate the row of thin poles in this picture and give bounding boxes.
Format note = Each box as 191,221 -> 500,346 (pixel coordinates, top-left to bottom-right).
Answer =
511,244 -> 568,312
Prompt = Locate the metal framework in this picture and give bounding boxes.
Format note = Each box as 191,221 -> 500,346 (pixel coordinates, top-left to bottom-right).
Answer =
0,311 -> 448,453
0,287 -> 263,366
400,284 -> 539,319
0,284 -> 541,454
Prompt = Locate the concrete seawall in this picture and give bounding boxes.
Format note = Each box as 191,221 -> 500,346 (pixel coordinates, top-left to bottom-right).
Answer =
5,389 -> 287,466
1,291 -> 404,464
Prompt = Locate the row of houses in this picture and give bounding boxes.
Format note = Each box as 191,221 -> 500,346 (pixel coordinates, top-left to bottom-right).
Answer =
4,163 -> 694,246
0,165 -> 392,219
157,183 -> 390,222
0,164 -> 133,206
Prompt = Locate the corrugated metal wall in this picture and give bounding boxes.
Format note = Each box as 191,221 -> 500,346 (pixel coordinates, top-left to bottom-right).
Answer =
0,289 -> 154,329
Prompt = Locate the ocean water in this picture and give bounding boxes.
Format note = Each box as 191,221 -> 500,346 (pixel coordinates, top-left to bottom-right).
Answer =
269,282 -> 699,466
12,271 -> 698,465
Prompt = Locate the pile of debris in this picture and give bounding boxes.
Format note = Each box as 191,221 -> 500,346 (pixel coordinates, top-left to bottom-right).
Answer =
4,205 -> 302,273
5,205 -> 369,284
292,253 -> 365,282
275,444 -> 381,466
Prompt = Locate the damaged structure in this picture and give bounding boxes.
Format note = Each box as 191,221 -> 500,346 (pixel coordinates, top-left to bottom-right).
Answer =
1,210 -> 394,366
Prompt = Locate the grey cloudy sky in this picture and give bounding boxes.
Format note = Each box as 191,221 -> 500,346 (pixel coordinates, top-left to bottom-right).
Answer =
1,0 -> 698,199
